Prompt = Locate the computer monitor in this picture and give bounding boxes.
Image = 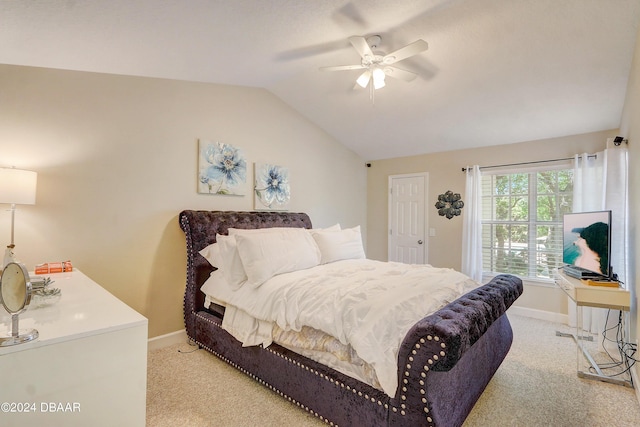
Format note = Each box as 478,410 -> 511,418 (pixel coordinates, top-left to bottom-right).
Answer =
562,210 -> 612,279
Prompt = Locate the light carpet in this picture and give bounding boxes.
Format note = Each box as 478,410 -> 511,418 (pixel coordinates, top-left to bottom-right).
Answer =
146,314 -> 640,426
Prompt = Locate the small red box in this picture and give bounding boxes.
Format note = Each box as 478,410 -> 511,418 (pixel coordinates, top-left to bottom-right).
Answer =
35,261 -> 73,275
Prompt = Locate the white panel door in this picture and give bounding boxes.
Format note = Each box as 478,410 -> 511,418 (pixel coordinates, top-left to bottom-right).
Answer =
388,173 -> 427,264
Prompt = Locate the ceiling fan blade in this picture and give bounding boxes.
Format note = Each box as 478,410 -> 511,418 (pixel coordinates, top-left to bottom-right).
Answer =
348,36 -> 374,59
383,39 -> 428,64
320,64 -> 367,71
383,66 -> 418,82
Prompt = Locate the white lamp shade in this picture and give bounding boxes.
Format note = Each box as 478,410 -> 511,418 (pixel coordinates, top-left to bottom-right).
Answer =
372,68 -> 386,89
356,70 -> 371,88
0,168 -> 37,205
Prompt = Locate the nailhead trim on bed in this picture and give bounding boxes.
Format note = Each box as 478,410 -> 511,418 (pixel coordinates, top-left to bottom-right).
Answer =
190,292 -> 515,426
193,310 -> 430,426
194,313 -> 337,425
194,312 -> 446,427
396,335 -> 444,426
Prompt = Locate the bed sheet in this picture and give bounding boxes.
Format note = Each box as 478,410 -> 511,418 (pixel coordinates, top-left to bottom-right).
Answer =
203,282 -> 380,388
201,259 -> 479,397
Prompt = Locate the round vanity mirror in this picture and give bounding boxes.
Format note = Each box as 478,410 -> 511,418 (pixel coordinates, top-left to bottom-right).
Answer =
0,262 -> 38,346
1,262 -> 30,313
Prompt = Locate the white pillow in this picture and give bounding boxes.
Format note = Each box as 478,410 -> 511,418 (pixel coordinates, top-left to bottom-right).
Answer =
200,269 -> 234,306
199,241 -> 221,267
233,228 -> 321,287
198,235 -> 247,289
309,223 -> 341,233
202,227 -> 322,290
228,227 -> 292,235
308,223 -> 341,235
216,234 -> 248,289
312,225 -> 366,264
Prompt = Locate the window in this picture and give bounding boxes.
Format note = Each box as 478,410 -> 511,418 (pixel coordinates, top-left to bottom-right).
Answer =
481,167 -> 573,279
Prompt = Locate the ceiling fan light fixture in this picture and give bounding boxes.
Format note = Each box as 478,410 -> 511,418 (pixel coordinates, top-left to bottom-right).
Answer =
372,68 -> 386,89
356,70 -> 372,88
321,35 -> 428,97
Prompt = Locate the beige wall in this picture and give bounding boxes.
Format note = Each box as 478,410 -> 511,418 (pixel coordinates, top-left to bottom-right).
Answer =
619,19 -> 640,385
0,65 -> 367,338
366,129 -> 618,315
366,130 -> 616,265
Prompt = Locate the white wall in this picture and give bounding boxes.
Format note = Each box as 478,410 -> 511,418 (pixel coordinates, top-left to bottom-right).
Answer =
0,64 -> 367,337
618,18 -> 640,388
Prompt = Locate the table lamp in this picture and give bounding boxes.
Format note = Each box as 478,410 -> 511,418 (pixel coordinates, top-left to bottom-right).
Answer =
0,167 -> 37,270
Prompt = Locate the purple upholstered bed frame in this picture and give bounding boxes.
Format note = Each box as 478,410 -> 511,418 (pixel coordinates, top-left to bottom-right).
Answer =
179,210 -> 523,427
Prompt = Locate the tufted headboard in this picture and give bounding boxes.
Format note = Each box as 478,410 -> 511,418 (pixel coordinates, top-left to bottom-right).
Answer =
179,210 -> 313,338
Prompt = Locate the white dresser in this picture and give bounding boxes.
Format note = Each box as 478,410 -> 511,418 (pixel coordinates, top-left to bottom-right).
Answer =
0,270 -> 148,427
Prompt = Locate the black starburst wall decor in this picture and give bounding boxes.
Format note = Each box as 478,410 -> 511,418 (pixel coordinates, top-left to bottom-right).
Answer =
435,191 -> 464,219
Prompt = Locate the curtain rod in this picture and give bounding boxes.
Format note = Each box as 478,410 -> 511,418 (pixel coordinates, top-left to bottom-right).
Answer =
461,154 -> 596,172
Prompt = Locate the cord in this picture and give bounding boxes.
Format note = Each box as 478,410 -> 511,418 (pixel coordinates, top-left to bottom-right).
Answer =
177,337 -> 201,354
589,310 -> 637,383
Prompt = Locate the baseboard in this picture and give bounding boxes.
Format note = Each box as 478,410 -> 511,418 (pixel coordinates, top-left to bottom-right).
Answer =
508,305 -> 569,324
147,329 -> 188,351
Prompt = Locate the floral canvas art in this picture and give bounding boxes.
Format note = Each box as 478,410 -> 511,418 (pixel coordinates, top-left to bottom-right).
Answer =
254,163 -> 290,210
198,140 -> 246,195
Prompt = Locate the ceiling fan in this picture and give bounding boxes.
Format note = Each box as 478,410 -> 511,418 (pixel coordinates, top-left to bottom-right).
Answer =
320,35 -> 428,91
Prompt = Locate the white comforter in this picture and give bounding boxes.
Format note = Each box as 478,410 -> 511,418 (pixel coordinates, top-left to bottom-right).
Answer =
215,259 -> 479,397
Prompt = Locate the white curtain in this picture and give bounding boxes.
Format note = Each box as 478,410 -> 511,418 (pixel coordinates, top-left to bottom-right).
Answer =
570,145 -> 629,335
573,146 -> 629,283
462,165 -> 483,282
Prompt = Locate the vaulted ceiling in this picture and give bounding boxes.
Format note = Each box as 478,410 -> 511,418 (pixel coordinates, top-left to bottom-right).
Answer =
1,0 -> 639,160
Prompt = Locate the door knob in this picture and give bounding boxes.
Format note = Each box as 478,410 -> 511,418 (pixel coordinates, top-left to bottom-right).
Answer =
418,240 -> 423,245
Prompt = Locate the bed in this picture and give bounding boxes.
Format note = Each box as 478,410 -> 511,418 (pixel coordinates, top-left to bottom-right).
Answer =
179,210 -> 523,427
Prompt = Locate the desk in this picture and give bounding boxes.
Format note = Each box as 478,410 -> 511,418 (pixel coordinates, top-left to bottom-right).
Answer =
0,270 -> 148,426
554,270 -> 632,387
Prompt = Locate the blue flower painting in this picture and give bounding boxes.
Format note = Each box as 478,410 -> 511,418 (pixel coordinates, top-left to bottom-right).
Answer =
254,163 -> 290,210
198,140 -> 246,195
